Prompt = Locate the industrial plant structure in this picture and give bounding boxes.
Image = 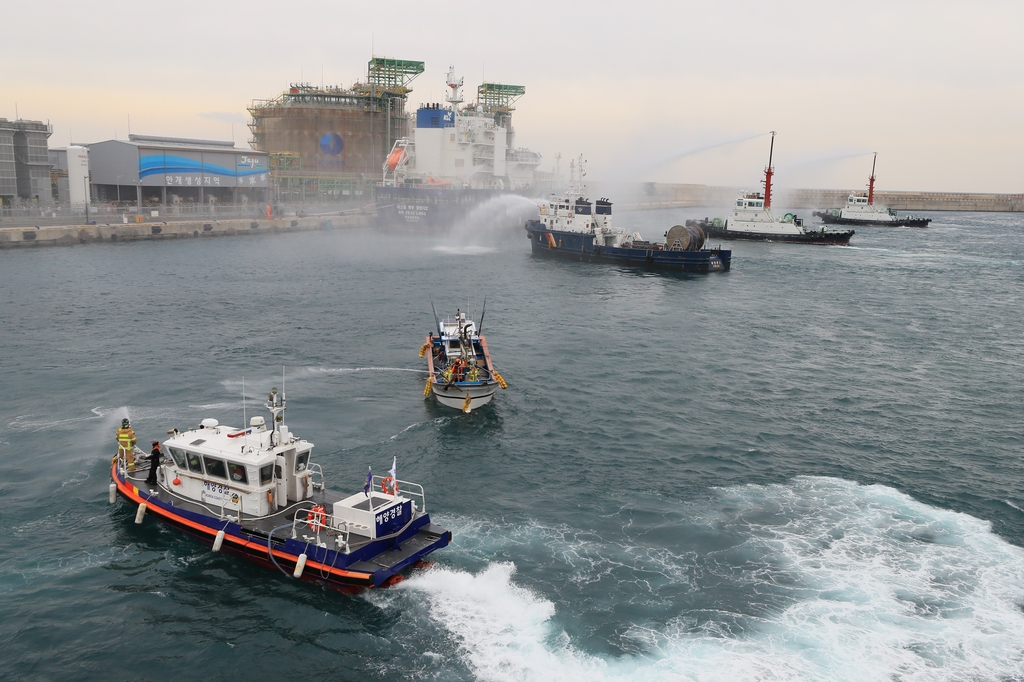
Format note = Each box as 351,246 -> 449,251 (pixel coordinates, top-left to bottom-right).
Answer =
0,118 -> 53,206
248,57 -> 424,202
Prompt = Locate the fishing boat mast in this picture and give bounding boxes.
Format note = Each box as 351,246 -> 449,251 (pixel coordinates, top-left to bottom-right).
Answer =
763,131 -> 776,209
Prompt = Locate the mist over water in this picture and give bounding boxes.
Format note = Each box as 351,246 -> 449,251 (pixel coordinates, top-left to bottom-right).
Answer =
434,194 -> 539,254
1,208 -> 1023,680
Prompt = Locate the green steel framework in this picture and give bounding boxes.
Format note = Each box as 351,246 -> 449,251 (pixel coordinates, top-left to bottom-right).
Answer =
476,83 -> 526,127
367,58 -> 425,96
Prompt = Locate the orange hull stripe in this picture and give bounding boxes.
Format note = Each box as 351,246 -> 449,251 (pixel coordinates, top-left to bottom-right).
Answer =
111,463 -> 372,582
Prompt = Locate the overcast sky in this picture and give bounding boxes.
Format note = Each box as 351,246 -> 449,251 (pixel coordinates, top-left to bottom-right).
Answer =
4,0 -> 1021,192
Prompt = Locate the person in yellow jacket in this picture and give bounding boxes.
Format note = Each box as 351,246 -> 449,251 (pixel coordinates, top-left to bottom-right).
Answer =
116,418 -> 137,470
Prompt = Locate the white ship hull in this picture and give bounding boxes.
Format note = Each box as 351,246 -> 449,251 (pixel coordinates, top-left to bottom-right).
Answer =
430,381 -> 498,411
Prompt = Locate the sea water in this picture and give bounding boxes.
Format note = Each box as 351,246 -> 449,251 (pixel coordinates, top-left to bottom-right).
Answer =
1,208 -> 1022,681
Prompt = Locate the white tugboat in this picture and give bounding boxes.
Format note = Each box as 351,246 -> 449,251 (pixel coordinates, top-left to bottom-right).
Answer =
110,382 -> 451,592
813,153 -> 931,227
419,305 -> 507,413
693,133 -> 855,245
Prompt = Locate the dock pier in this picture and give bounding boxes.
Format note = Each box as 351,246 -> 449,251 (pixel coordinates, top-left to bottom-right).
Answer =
0,214 -> 371,249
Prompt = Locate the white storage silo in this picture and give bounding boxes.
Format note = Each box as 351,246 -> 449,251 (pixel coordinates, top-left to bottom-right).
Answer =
66,145 -> 90,207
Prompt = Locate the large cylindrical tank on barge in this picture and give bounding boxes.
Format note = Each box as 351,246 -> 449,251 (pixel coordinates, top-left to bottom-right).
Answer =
664,224 -> 706,251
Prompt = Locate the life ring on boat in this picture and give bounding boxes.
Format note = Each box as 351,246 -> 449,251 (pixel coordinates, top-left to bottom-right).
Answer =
381,476 -> 399,495
306,504 -> 326,531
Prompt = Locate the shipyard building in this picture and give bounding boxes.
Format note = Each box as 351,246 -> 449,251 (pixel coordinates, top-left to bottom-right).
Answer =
248,57 -> 423,202
85,135 -> 269,207
0,119 -> 53,206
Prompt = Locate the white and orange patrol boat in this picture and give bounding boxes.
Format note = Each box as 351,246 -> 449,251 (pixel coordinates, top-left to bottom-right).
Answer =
109,386 -> 450,592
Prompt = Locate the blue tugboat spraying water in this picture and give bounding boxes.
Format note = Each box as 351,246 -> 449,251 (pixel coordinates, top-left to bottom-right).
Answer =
524,157 -> 731,274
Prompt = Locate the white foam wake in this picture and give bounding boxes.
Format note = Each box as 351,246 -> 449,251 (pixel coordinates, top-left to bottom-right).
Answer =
388,417 -> 449,441
307,366 -> 428,374
388,478 -> 1024,681
399,563 -> 612,682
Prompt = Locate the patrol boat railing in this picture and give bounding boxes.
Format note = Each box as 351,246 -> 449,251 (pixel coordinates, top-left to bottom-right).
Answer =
290,510 -> 351,550
307,462 -> 326,492
115,445 -> 148,479
372,477 -> 427,514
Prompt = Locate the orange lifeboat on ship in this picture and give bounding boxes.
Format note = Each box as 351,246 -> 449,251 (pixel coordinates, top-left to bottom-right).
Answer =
386,148 -> 406,171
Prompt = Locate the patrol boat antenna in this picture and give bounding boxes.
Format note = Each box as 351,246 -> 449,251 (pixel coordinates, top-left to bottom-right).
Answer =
763,131 -> 776,209
267,386 -> 285,440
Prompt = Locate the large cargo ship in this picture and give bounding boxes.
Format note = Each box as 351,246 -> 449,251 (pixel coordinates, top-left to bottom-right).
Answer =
376,67 -> 542,228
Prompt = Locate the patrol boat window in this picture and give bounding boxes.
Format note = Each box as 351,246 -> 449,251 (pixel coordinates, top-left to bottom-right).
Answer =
203,457 -> 227,479
167,447 -> 187,469
228,463 -> 248,484
186,451 -> 204,473
259,463 -> 274,485
295,451 -> 309,473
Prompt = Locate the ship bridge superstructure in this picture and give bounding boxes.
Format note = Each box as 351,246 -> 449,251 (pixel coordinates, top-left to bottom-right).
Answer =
382,67 -> 540,191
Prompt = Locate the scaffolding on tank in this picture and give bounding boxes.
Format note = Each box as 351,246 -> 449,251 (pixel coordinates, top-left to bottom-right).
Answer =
248,58 -> 424,203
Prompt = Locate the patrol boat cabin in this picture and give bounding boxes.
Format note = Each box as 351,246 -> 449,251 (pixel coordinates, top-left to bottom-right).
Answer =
161,415 -> 313,519
110,387 -> 451,591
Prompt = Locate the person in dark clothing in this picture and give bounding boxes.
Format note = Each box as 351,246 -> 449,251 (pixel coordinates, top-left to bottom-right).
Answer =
146,440 -> 162,485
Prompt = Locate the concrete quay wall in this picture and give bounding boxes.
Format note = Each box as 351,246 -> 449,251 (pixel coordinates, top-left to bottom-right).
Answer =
0,214 -> 371,249
782,188 -> 1024,212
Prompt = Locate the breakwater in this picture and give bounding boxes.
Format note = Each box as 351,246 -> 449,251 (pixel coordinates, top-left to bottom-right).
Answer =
0,214 -> 371,249
608,183 -> 1024,212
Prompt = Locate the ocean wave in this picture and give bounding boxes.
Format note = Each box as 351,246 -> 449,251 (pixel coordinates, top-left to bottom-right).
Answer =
9,410 -> 105,432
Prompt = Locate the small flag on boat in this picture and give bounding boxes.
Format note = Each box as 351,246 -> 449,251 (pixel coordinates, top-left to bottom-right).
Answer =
364,467 -> 372,496
389,457 -> 397,491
